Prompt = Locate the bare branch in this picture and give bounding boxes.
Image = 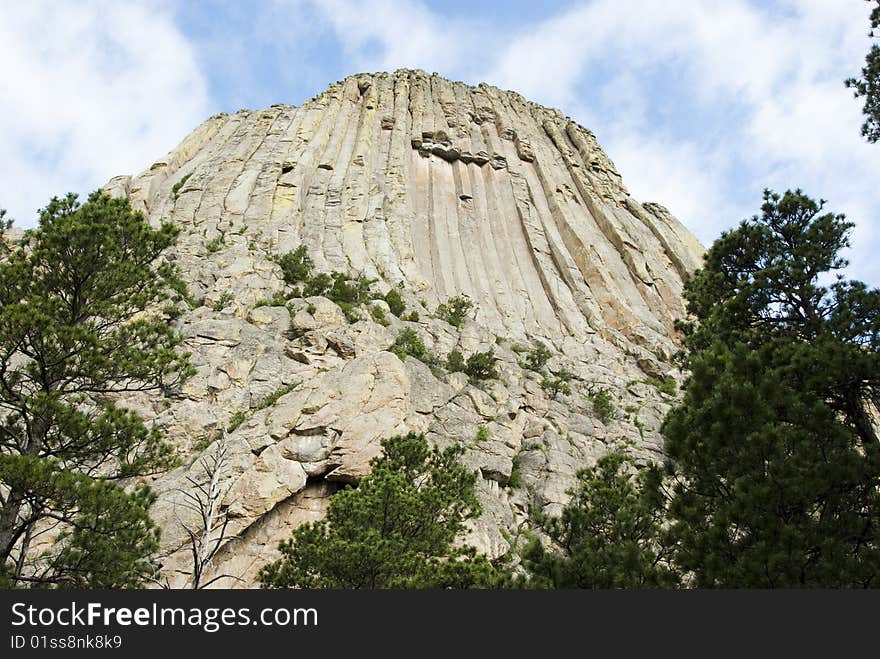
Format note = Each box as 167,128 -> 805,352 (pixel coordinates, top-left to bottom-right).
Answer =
169,433 -> 238,589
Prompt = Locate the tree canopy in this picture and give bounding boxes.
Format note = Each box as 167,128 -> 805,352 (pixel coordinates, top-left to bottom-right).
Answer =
663,189 -> 880,587
846,1 -> 880,142
0,191 -> 190,587
259,432 -> 502,589
522,451 -> 678,589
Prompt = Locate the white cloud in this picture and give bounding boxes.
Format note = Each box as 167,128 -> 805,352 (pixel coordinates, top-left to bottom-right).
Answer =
306,0 -> 484,76
301,0 -> 880,280
5,0 -> 880,284
480,0 -> 880,283
606,134 -> 744,236
0,0 -> 210,226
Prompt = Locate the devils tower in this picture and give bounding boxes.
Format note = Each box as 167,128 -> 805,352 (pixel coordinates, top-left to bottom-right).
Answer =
101,70 -> 703,587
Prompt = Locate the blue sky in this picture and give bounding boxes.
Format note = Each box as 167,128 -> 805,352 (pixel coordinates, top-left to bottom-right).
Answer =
2,0 -> 879,284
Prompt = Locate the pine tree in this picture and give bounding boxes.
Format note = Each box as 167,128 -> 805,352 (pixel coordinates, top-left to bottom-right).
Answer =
259,432 -> 502,588
664,189 -> 880,587
0,209 -> 10,256
846,1 -> 880,142
522,451 -> 678,588
0,191 -> 191,587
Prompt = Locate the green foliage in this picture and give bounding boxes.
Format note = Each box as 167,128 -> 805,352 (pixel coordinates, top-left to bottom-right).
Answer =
677,190 -> 860,351
384,288 -> 406,317
167,276 -> 199,309
404,310 -> 420,322
226,383 -> 298,434
0,208 -> 10,257
259,432 -> 499,588
211,291 -> 234,311
205,234 -> 225,253
517,341 -> 574,399
0,191 -> 190,587
328,272 -> 374,307
162,303 -> 184,320
0,457 -> 161,588
49,481 -> 160,588
520,342 -> 552,372
339,305 -> 362,323
191,429 -> 222,453
475,426 -> 490,443
846,1 -> 880,142
663,189 -> 880,587
402,546 -> 510,589
292,268 -> 374,322
436,295 -> 474,328
522,452 -> 678,588
390,328 -> 434,364
541,370 -> 573,399
446,349 -> 466,374
171,173 -> 191,200
508,454 -> 522,488
255,382 -> 298,412
633,417 -> 646,440
464,349 -> 498,382
664,345 -> 880,587
302,272 -> 331,297
677,189 -> 880,446
370,304 -> 389,326
253,292 -> 288,308
227,410 -> 247,433
644,376 -> 677,396
306,303 -> 317,315
589,388 -> 614,423
278,245 -> 314,285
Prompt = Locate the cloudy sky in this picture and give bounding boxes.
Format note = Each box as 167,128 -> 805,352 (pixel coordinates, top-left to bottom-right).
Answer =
2,0 -> 879,283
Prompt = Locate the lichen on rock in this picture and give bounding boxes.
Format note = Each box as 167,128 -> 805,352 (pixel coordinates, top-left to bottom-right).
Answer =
105,69 -> 702,588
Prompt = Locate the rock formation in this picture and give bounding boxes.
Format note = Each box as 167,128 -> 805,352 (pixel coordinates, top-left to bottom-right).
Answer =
102,70 -> 703,588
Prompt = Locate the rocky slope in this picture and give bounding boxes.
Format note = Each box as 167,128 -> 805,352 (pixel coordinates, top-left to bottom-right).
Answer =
103,69 -> 703,588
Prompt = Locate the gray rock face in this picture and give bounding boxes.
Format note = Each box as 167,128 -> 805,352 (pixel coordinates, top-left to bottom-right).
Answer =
104,70 -> 703,588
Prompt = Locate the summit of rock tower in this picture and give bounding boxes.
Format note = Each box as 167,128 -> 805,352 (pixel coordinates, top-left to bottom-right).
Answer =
100,70 -> 703,587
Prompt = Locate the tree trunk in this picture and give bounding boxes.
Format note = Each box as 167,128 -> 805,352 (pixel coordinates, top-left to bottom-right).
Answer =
1,411 -> 48,572
847,389 -> 878,447
0,493 -> 23,564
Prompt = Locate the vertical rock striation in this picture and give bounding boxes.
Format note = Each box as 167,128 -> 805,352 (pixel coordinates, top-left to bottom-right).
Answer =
104,70 -> 703,587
